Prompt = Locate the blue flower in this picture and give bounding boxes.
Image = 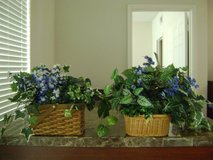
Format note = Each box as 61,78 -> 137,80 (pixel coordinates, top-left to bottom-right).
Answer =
143,56 -> 155,66
137,78 -> 142,85
186,76 -> 199,88
164,76 -> 180,97
53,88 -> 60,98
134,66 -> 145,75
131,85 -> 136,90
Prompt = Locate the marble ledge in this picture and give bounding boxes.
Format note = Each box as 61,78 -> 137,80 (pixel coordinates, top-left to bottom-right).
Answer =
1,111 -> 213,147
1,132 -> 213,147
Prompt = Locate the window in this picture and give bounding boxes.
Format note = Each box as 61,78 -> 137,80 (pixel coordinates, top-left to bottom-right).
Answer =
0,0 -> 30,119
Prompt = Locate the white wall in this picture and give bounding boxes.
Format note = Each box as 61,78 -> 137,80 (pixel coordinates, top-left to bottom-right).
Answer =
55,0 -> 207,89
152,12 -> 187,67
132,22 -> 152,67
30,0 -> 55,68
208,0 -> 213,81
152,12 -> 163,62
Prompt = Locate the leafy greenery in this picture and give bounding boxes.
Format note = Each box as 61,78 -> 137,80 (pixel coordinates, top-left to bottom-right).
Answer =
0,65 -> 97,140
97,55 -> 212,136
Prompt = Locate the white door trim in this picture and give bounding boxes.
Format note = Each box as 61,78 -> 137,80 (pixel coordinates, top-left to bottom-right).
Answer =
127,2 -> 208,113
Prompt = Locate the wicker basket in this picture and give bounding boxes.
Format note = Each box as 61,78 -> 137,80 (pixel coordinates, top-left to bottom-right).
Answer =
124,114 -> 171,137
32,104 -> 85,136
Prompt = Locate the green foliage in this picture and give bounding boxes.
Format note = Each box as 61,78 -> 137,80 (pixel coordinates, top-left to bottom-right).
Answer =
97,55 -> 212,137
120,95 -> 133,104
3,114 -> 12,125
1,128 -> 6,137
64,109 -> 72,118
106,115 -> 118,126
15,110 -> 26,119
96,124 -> 109,137
103,85 -> 112,97
137,96 -> 152,107
0,114 -> 13,137
98,99 -> 111,118
111,69 -> 118,80
1,64 -> 97,141
21,128 -> 33,141
133,87 -> 144,96
28,116 -> 38,126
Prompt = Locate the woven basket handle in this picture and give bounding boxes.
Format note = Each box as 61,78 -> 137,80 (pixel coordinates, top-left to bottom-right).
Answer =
31,105 -> 56,128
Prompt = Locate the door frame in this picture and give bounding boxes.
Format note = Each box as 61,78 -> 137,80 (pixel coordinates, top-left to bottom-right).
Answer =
127,3 -> 208,112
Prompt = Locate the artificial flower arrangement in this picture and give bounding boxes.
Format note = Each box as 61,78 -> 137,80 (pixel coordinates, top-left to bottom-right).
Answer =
97,55 -> 212,137
1,65 -> 96,139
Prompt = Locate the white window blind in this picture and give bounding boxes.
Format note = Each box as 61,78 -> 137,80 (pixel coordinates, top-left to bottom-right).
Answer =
0,0 -> 30,119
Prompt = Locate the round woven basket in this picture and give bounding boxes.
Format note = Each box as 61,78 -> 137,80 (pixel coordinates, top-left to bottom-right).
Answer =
32,104 -> 85,136
124,114 -> 171,137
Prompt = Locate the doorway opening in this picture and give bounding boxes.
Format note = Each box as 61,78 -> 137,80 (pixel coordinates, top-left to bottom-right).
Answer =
131,11 -> 190,68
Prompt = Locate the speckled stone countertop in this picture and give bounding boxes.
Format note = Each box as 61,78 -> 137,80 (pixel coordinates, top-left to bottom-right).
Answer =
0,110 -> 213,147
1,132 -> 213,147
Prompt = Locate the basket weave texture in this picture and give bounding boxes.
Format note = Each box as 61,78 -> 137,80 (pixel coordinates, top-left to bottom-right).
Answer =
32,104 -> 85,136
124,114 -> 170,137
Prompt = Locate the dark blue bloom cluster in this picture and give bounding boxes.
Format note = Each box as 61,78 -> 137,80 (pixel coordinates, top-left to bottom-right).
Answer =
186,76 -> 199,89
18,78 -> 27,91
133,66 -> 145,75
137,78 -> 143,86
32,65 -> 66,104
143,56 -> 155,66
131,85 -> 136,90
164,76 -> 179,97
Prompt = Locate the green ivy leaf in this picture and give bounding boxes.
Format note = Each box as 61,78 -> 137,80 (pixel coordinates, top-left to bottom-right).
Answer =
15,110 -> 25,119
97,124 -> 109,137
26,104 -> 40,114
114,75 -> 124,84
106,115 -> 118,126
63,65 -> 70,72
21,128 -> 33,140
64,109 -> 72,118
122,89 -> 132,96
122,68 -> 133,78
103,85 -> 112,97
137,96 -> 152,107
28,116 -> 37,126
3,114 -> 12,125
8,92 -> 21,102
110,98 -> 120,109
120,95 -> 133,104
98,100 -> 110,118
179,89 -> 188,96
133,87 -> 144,96
10,83 -> 18,92
111,68 -> 118,80
1,128 -> 5,137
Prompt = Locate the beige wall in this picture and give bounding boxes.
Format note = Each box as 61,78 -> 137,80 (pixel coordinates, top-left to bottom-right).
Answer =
132,22 -> 152,67
54,0 -> 208,89
30,0 -> 55,68
208,0 -> 213,81
30,0 -> 208,89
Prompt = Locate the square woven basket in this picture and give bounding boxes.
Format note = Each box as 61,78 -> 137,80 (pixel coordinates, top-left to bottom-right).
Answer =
32,104 -> 85,136
124,114 -> 171,137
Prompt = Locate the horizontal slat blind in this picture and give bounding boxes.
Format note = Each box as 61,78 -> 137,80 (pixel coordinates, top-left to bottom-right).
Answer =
0,0 -> 30,120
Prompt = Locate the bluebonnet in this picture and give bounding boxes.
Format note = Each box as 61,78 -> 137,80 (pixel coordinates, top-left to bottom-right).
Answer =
19,78 -> 26,91
133,66 -> 145,75
31,65 -> 65,104
131,85 -> 136,90
186,76 -> 199,88
164,76 -> 179,96
137,78 -> 142,85
53,88 -> 60,99
40,97 -> 46,102
143,56 -> 155,66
